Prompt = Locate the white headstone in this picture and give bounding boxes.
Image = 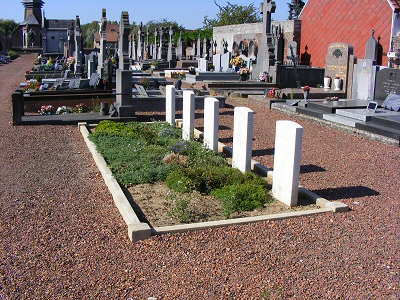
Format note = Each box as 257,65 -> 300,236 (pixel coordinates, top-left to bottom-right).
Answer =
204,97 -> 219,152
272,120 -> 303,207
182,90 -> 195,141
232,107 -> 254,172
221,52 -> 232,72
213,54 -> 222,72
166,85 -> 176,126
198,58 -> 208,72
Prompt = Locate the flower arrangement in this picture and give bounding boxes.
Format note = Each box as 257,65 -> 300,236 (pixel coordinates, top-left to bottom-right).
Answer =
56,106 -> 72,114
302,86 -> 310,92
39,105 -> 55,115
23,80 -> 41,92
230,56 -> 245,67
188,66 -> 196,74
258,71 -> 268,82
335,76 -> 340,79
265,88 -> 276,98
65,56 -> 75,67
325,96 -> 339,102
237,67 -> 250,76
325,75 -> 331,78
26,69 -> 30,74
74,103 -> 89,113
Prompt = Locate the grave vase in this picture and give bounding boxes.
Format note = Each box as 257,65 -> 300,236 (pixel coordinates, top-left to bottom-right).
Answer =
324,77 -> 331,89
334,78 -> 342,91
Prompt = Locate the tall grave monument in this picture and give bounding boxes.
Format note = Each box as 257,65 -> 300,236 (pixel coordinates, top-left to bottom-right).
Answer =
74,15 -> 83,77
115,12 -> 134,118
97,9 -> 107,77
255,0 -> 276,77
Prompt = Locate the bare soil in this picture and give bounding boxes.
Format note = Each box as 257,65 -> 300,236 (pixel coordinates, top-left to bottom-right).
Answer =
126,182 -> 319,227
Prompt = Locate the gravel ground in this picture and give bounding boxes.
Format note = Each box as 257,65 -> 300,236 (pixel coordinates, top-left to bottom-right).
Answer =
0,54 -> 399,299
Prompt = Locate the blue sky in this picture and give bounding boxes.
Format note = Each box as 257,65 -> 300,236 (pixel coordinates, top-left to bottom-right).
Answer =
0,0 -> 298,29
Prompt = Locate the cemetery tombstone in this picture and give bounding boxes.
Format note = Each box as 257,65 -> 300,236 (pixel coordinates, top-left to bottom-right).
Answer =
221,52 -> 232,72
198,58 -> 208,72
213,54 -> 222,72
375,68 -> 400,100
182,91 -> 195,141
352,59 -> 378,100
74,15 -> 83,76
272,120 -> 303,207
325,43 -> 354,93
97,9 -> 107,77
203,97 -> 219,152
365,30 -> 378,63
232,107 -> 254,173
115,12 -> 134,117
166,85 -> 176,125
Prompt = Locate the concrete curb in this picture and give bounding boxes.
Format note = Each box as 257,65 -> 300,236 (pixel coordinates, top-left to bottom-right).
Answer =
79,123 -> 348,242
78,123 -> 151,242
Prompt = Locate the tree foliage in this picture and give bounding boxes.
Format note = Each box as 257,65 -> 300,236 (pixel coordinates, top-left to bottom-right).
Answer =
203,1 -> 262,28
81,21 -> 99,48
0,19 -> 18,36
287,0 -> 305,20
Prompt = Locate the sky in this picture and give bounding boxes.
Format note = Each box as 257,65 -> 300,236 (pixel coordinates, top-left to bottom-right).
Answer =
0,0 -> 301,29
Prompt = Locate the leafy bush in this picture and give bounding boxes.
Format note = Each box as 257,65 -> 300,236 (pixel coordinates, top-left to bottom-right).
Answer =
212,181 -> 272,218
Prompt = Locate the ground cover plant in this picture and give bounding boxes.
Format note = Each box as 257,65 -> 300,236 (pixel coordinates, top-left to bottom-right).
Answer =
89,120 -> 275,223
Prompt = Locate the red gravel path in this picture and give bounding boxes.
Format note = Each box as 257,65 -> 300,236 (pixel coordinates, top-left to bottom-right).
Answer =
0,54 -> 399,299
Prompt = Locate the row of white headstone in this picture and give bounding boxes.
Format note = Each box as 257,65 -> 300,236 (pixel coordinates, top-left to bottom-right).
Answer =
165,85 -> 303,208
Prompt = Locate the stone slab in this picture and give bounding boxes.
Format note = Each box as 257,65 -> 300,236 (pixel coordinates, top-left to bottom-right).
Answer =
323,114 -> 358,127
335,108 -> 400,122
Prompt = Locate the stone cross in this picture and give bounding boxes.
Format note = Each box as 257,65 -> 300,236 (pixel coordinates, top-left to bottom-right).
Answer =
119,11 -> 130,70
255,0 -> 276,76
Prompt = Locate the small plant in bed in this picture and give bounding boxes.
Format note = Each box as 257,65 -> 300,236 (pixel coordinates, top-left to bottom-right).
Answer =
89,120 -> 273,223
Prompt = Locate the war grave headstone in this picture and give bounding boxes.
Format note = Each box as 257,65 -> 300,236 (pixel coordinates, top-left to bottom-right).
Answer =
166,85 -> 176,126
203,97 -> 219,152
325,43 -> 354,93
232,107 -> 254,173
272,120 -> 303,207
182,90 -> 195,141
352,59 -> 379,100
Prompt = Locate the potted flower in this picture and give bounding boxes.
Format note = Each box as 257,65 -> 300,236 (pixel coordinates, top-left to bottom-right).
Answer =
258,71 -> 268,82
334,76 -> 342,91
302,86 -> 310,101
151,61 -> 158,69
237,67 -> 250,81
324,75 -> 331,89
188,66 -> 196,75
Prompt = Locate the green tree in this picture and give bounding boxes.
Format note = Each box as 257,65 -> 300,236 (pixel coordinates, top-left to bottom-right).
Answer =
203,1 -> 262,29
287,0 -> 305,20
0,19 -> 18,36
81,21 -> 99,48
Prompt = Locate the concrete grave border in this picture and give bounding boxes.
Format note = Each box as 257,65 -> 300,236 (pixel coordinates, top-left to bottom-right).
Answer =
78,122 -> 348,242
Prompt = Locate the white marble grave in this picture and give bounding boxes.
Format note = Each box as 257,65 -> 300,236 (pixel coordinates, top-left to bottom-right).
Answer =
182,90 -> 195,141
166,85 -> 176,126
232,107 -> 254,172
203,97 -> 219,152
272,120 -> 303,207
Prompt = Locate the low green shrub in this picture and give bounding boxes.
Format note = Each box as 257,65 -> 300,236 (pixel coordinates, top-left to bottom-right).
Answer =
212,181 -> 273,218
167,191 -> 191,223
